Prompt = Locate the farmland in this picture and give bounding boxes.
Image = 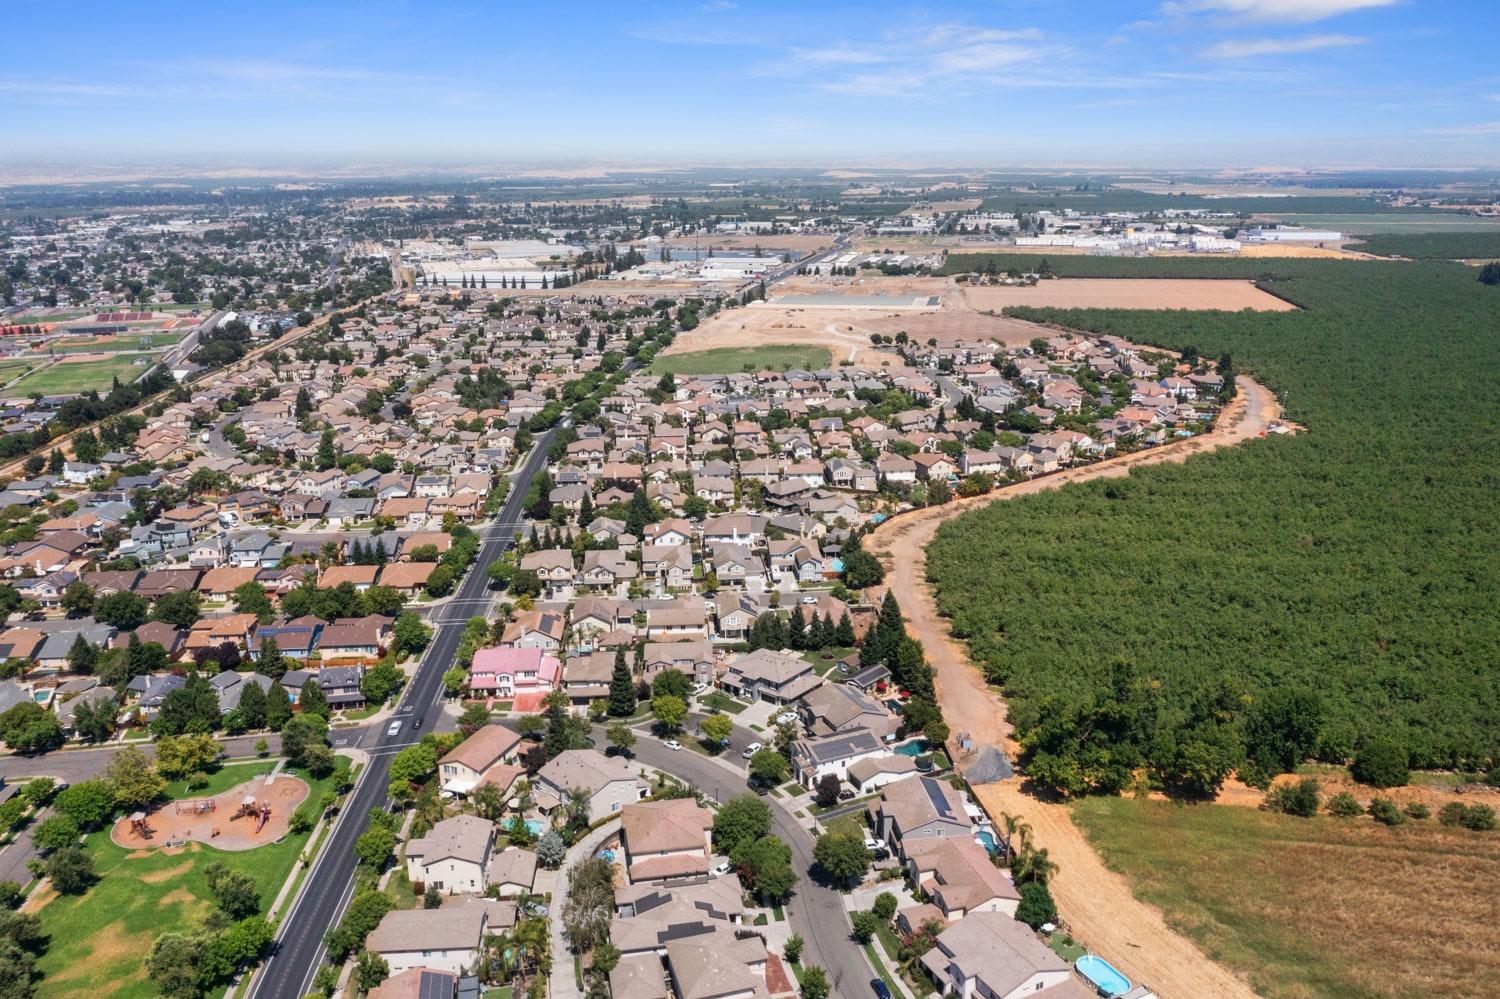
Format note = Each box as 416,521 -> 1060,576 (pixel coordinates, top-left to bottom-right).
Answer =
648,344 -> 832,375
9,353 -> 156,395
1269,212 -> 1500,233
961,278 -> 1295,312
925,256 -> 1500,794
1072,797 -> 1500,999
1351,231 -> 1500,259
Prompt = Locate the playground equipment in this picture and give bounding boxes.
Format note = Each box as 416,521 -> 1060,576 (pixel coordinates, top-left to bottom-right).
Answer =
129,812 -> 152,838
232,795 -> 273,833
176,798 -> 216,815
254,800 -> 271,834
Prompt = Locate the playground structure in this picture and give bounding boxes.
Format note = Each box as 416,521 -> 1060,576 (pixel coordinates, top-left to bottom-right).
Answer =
111,772 -> 310,852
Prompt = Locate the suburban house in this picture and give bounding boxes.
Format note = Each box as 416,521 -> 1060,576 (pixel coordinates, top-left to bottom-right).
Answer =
438,724 -> 524,796
468,647 -> 561,699
534,749 -> 649,823
920,911 -> 1077,999
903,837 -> 1020,920
487,847 -> 538,898
640,641 -> 715,687
405,815 -> 496,895
720,648 -> 822,704
619,798 -> 713,884
610,879 -> 745,957
868,775 -> 973,859
790,728 -> 889,789
366,897 -> 515,976
317,614 -> 392,664
798,682 -> 898,741
368,968 -> 459,999
500,610 -> 565,650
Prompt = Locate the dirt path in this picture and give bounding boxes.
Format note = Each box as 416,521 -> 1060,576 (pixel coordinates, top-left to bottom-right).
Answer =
867,375 -> 1284,999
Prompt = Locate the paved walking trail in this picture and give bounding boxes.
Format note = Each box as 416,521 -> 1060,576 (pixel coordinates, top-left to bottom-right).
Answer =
868,375 -> 1285,999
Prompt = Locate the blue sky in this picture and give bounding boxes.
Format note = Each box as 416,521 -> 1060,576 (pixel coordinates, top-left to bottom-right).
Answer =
2,0 -> 1498,168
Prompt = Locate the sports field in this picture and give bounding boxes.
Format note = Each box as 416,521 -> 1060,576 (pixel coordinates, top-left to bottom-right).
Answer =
649,344 -> 832,375
1073,797 -> 1500,999
10,353 -> 155,395
49,331 -> 185,353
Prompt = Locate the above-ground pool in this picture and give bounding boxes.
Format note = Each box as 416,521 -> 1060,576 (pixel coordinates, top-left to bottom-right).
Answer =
1076,955 -> 1132,997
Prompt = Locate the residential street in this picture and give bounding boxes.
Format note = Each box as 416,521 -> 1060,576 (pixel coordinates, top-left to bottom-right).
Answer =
247,427 -> 557,999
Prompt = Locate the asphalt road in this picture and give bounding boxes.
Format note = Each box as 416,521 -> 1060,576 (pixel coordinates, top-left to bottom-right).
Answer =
248,428 -> 556,999
617,728 -> 874,997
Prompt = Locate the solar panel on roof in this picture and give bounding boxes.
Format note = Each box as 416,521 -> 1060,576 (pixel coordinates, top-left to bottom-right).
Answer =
922,777 -> 955,820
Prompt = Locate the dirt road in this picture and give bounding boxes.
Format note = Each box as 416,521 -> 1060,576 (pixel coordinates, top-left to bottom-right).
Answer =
867,375 -> 1284,999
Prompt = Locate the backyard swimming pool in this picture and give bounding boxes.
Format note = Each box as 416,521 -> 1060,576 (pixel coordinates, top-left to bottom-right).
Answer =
1076,955 -> 1131,997
894,740 -> 928,757
525,819 -> 544,836
974,829 -> 999,853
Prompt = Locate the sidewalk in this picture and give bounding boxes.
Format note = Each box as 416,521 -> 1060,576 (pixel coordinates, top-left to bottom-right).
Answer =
546,818 -> 621,999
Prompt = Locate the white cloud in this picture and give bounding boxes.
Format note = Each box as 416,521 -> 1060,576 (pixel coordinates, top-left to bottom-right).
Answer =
701,0 -> 736,11
1163,0 -> 1399,23
1201,33 -> 1367,58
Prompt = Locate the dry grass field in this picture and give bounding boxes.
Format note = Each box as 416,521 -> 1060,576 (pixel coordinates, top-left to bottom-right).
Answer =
961,278 -> 1297,312
1072,797 -> 1500,999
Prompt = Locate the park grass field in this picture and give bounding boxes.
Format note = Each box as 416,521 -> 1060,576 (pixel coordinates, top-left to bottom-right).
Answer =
31,761 -> 335,999
0,359 -> 39,384
1071,798 -> 1500,999
49,331 -> 185,353
9,353 -> 155,395
649,344 -> 832,375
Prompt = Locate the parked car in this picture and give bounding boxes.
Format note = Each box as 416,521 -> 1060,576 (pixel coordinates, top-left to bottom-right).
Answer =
863,836 -> 881,851
837,788 -> 856,801
775,711 -> 799,725
871,979 -> 892,999
712,860 -> 731,876
692,681 -> 708,694
663,739 -> 682,751
741,742 -> 762,759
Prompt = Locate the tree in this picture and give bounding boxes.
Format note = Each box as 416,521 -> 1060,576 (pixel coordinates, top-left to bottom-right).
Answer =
1351,737 -> 1409,788
607,723 -> 636,756
66,633 -> 97,673
814,774 -> 841,808
562,857 -> 615,953
389,742 -> 438,794
748,747 -> 788,786
0,703 -> 61,754
442,666 -> 468,699
784,934 -> 804,964
1015,880 -> 1057,929
799,965 -> 830,999
354,824 -> 396,868
265,681 -> 292,730
153,672 -> 222,737
1479,261 -> 1500,286
1264,776 -> 1321,818
299,679 -> 331,720
812,831 -> 869,884
713,794 -> 771,856
92,590 -> 148,629
700,713 -> 732,751
873,891 -> 898,920
279,713 -> 328,768
233,581 -> 275,623
355,950 -> 390,992
154,733 -> 221,780
32,814 -> 80,852
55,780 -> 113,830
1368,796 -> 1405,826
236,679 -> 267,730
607,647 -> 636,717
104,746 -> 166,809
835,612 -> 856,647
146,932 -> 204,999
851,910 -> 879,943
651,694 -> 686,733
536,829 -> 567,869
205,861 -> 261,920
787,606 -> 807,650
393,611 -> 432,656
361,659 -> 405,705
458,703 -> 491,737
60,580 -> 96,617
316,428 -> 337,469
651,667 -> 692,700
1327,791 -> 1364,817
741,836 -> 796,899
45,847 -> 95,894
150,590 -> 203,630
1243,687 -> 1323,780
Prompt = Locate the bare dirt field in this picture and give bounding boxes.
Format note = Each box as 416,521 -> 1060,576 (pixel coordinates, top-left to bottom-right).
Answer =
110,773 -> 309,851
962,278 -> 1296,312
658,234 -> 833,253
866,377 -> 1286,999
664,305 -> 899,364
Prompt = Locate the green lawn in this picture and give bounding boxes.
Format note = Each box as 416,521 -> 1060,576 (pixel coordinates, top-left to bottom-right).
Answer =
699,691 -> 746,715
1072,797 -> 1500,999
0,359 -> 39,384
11,354 -> 155,395
32,762 -> 340,999
50,331 -> 185,353
649,345 -> 832,376
803,647 -> 854,676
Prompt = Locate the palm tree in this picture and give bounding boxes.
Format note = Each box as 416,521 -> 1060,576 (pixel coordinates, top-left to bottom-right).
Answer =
1013,844 -> 1057,886
563,786 -> 591,831
472,782 -> 505,822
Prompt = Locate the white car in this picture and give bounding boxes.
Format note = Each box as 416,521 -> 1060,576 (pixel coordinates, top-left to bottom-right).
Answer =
775,711 -> 799,726
863,836 -> 881,851
712,860 -> 732,876
692,682 -> 709,694
741,742 -> 763,759
800,594 -> 818,605
663,739 -> 683,751
386,720 -> 402,737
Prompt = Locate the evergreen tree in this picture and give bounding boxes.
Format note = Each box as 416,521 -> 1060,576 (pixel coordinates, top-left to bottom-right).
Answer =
607,647 -> 636,717
265,681 -> 293,731
787,606 -> 807,650
238,678 -> 268,729
299,679 -> 330,720
835,612 -> 856,647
